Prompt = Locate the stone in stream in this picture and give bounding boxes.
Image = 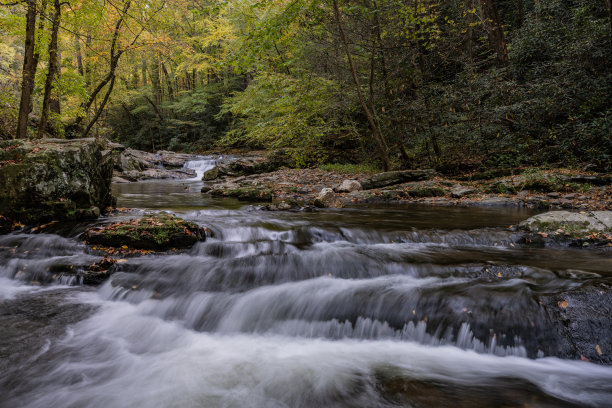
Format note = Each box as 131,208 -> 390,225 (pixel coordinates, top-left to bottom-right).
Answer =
201,152 -> 293,182
208,185 -> 273,202
0,138 -> 114,226
202,166 -> 220,181
333,179 -> 362,193
450,185 -> 478,198
361,169 -> 437,190
84,214 -> 207,250
517,210 -> 612,247
539,284 -> 612,364
314,188 -> 344,208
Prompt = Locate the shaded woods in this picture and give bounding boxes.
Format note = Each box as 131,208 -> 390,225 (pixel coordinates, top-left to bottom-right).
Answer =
1,0 -> 611,172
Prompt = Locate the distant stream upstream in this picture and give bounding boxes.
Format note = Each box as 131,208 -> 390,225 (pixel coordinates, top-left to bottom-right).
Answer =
1,159 -> 612,407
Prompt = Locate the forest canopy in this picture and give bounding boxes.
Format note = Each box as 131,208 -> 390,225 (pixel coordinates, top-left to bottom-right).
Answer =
1,0 -> 611,172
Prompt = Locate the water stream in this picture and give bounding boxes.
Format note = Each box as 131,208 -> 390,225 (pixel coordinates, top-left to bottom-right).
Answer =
1,160 -> 612,407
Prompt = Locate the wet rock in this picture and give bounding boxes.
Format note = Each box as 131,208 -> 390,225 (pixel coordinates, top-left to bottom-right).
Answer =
209,186 -> 273,202
474,197 -> 517,206
539,284 -> 612,364
361,169 -> 436,190
333,179 -> 362,193
122,168 -> 195,181
450,185 -> 478,198
265,199 -> 303,211
202,166 -> 220,181
314,188 -> 344,208
118,148 -> 157,172
156,151 -> 197,168
518,211 -> 612,247
404,184 -> 446,198
519,211 -> 612,234
84,214 -> 207,250
83,257 -> 118,285
0,138 -> 114,225
112,176 -> 131,184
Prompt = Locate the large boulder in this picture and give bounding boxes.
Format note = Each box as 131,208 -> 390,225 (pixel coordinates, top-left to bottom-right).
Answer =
519,211 -> 612,234
518,211 -> 612,247
84,214 -> 207,250
156,151 -> 198,168
201,151 -> 294,181
122,168 -> 196,181
314,188 -> 344,208
361,169 -> 436,190
208,185 -> 273,202
0,138 -> 114,225
118,148 -> 157,172
333,179 -> 362,193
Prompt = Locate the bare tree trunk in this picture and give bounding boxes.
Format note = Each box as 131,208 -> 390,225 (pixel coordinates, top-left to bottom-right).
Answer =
161,61 -> 174,99
83,75 -> 116,139
332,0 -> 391,171
481,0 -> 508,65
16,0 -> 37,139
151,57 -> 162,105
141,60 -> 147,86
38,0 -> 61,138
74,33 -> 84,77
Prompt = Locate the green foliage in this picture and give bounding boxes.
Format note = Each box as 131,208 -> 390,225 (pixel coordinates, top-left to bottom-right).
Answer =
108,80 -> 241,151
219,73 -> 359,166
319,163 -> 379,174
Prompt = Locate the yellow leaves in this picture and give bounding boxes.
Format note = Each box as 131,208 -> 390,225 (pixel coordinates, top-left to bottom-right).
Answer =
596,344 -> 603,355
121,245 -> 128,249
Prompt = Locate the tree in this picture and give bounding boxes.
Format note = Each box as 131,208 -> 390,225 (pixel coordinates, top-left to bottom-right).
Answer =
15,0 -> 37,139
38,0 -> 61,137
332,0 -> 391,170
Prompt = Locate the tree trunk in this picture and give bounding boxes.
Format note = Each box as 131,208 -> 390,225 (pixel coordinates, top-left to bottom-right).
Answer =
605,0 -> 612,46
151,57 -> 162,106
332,0 -> 391,171
72,0 -> 135,136
16,0 -> 37,139
481,0 -> 508,65
74,33 -> 84,77
83,75 -> 116,138
161,61 -> 174,99
38,0 -> 61,138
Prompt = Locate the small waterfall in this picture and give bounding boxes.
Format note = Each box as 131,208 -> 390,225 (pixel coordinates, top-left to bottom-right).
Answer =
183,156 -> 220,180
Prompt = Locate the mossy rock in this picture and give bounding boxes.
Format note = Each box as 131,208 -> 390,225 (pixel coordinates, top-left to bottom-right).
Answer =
84,214 -> 207,250
210,186 -> 273,202
0,138 -> 114,225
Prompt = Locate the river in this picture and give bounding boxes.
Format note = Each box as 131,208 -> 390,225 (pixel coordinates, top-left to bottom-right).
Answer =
1,159 -> 612,407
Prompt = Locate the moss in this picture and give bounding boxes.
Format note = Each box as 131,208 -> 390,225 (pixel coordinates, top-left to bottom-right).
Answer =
84,214 -> 207,250
211,186 -> 273,202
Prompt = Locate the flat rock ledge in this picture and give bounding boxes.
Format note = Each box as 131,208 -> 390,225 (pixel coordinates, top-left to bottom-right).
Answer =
518,211 -> 612,247
84,214 -> 208,251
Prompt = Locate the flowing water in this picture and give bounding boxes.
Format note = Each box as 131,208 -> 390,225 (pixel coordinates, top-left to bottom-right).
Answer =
1,160 -> 612,408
